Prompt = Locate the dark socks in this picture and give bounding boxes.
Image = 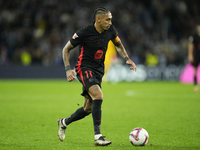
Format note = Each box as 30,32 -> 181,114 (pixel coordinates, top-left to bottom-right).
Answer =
63,100 -> 103,136
194,76 -> 197,85
92,99 -> 103,135
64,107 -> 89,126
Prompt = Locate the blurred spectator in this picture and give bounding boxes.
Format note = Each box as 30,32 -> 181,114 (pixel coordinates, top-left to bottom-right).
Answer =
0,0 -> 199,67
145,51 -> 159,66
0,45 -> 9,65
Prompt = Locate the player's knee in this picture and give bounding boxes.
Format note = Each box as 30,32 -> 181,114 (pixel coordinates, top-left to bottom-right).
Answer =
91,91 -> 103,100
96,93 -> 103,100
88,85 -> 103,100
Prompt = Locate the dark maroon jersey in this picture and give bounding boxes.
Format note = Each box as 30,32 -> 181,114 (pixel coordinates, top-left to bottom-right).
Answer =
70,24 -> 118,76
189,33 -> 200,59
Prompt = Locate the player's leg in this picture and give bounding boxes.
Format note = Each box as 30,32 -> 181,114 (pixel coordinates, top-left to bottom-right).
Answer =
57,95 -> 91,141
194,66 -> 197,84
88,84 -> 103,137
88,84 -> 112,146
63,97 -> 91,126
191,60 -> 198,93
194,65 -> 199,92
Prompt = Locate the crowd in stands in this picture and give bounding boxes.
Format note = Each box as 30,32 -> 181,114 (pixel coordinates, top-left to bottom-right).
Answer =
0,0 -> 200,67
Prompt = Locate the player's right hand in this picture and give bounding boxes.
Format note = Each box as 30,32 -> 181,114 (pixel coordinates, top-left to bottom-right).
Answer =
66,70 -> 76,82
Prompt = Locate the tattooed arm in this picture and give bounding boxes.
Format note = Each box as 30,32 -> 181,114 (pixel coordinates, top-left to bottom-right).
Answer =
111,37 -> 137,71
62,41 -> 77,82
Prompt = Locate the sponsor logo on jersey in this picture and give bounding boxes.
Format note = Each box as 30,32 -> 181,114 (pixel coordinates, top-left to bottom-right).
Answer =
72,33 -> 78,39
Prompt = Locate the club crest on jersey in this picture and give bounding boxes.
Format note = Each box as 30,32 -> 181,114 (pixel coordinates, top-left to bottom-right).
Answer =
89,77 -> 94,83
94,50 -> 103,59
72,33 -> 78,39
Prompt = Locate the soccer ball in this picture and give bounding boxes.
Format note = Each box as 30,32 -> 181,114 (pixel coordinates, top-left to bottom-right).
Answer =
129,127 -> 149,146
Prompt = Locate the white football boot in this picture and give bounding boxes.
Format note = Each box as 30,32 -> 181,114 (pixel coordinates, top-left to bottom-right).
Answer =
57,118 -> 67,141
94,136 -> 112,146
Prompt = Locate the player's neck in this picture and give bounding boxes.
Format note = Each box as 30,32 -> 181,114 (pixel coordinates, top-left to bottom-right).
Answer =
94,22 -> 103,33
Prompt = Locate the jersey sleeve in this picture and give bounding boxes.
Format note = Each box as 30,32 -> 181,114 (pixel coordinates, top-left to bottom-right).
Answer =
110,25 -> 118,40
70,28 -> 85,47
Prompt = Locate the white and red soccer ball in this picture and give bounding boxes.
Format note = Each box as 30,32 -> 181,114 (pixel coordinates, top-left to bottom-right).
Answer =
129,127 -> 149,146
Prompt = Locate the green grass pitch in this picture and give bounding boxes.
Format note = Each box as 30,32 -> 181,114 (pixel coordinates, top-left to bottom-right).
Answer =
0,80 -> 199,150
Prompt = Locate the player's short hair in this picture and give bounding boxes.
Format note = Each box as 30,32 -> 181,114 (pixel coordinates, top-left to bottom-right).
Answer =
93,7 -> 110,21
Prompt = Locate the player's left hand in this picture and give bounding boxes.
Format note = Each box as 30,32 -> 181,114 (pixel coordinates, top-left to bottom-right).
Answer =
126,59 -> 137,71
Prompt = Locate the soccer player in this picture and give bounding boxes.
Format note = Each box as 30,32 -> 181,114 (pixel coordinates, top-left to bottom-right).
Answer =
188,23 -> 200,93
57,7 -> 137,146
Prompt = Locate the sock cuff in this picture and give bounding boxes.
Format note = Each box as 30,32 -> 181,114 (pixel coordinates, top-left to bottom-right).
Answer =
95,134 -> 102,140
93,99 -> 103,104
80,107 -> 89,115
62,118 -> 67,127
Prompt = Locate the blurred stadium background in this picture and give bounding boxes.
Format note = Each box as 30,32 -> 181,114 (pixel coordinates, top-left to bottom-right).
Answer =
0,0 -> 200,82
